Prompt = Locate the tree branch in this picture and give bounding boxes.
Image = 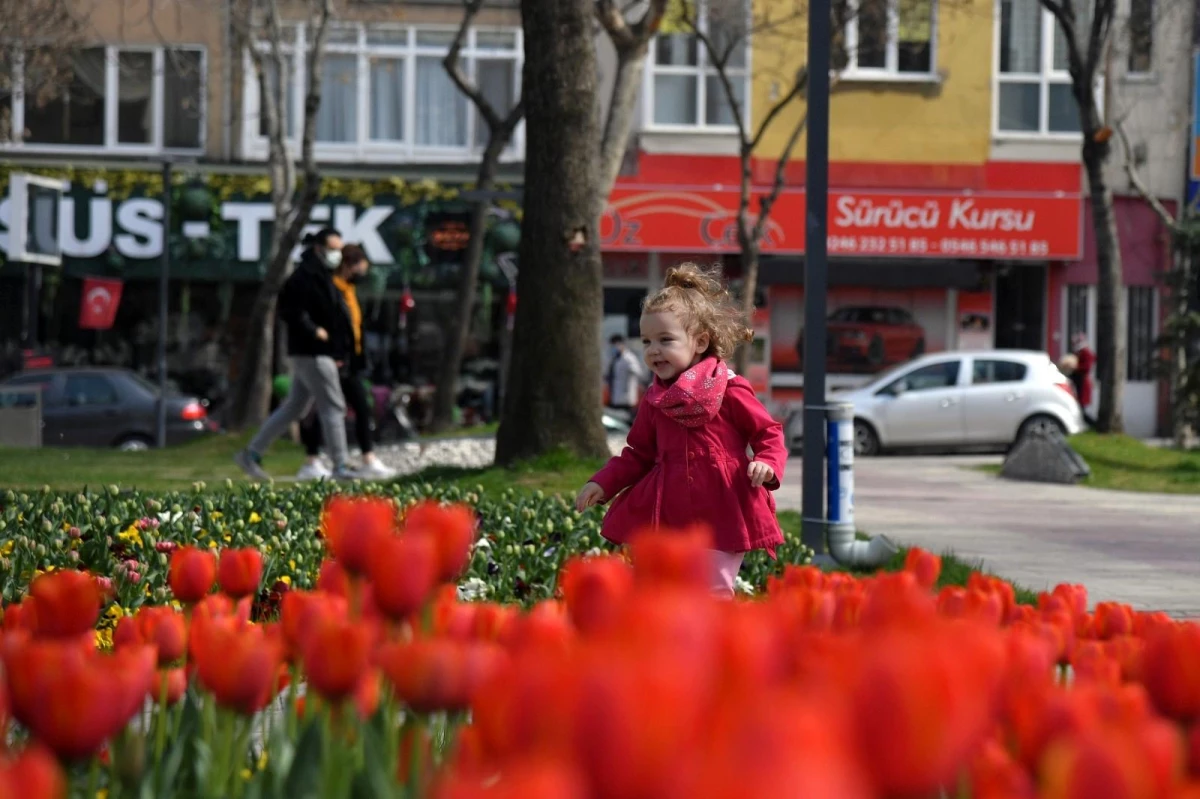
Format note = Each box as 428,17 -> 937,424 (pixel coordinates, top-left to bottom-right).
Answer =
1115,121 -> 1177,232
683,2 -> 751,145
753,102 -> 811,243
595,0 -> 636,49
444,0 -> 504,132
750,67 -> 807,152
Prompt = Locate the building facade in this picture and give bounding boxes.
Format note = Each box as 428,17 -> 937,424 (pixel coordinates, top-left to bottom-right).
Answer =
593,0 -> 1192,437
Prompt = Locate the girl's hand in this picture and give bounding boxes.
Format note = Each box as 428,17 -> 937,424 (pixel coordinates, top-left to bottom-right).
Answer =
576,482 -> 605,512
748,461 -> 775,488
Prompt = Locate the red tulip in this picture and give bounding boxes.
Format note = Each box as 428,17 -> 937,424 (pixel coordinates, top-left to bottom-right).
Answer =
132,607 -> 187,666
301,614 -> 373,703
627,525 -> 713,591
1040,720 -> 1183,799
368,531 -> 437,621
168,546 -> 216,603
0,660 -> 7,739
5,640 -> 156,760
1092,602 -> 1135,640
321,496 -> 397,576
317,559 -> 350,598
403,501 -> 478,582
217,548 -> 263,600
191,616 -> 284,715
0,744 -> 68,799
157,668 -> 188,706
279,591 -> 346,662
1143,622 -> 1200,722
378,639 -> 506,714
559,555 -> 634,636
904,547 -> 942,590
432,759 -> 588,799
28,570 -> 101,639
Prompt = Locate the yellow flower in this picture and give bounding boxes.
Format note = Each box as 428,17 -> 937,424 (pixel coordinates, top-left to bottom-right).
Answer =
61,522 -> 70,531
96,790 -> 109,799
240,768 -> 252,781
170,600 -> 182,611
118,525 -> 144,548
280,575 -> 291,586
223,534 -> 232,543
248,512 -> 262,524
210,512 -> 223,520
257,751 -> 269,771
94,629 -> 113,651
106,605 -> 126,620
208,541 -> 218,550
289,559 -> 297,571
0,541 -> 13,557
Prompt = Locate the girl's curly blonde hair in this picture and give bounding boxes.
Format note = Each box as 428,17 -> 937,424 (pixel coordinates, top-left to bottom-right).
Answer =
642,262 -> 753,360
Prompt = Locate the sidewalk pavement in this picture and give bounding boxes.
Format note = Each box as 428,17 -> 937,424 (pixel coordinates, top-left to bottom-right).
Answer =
774,455 -> 1200,616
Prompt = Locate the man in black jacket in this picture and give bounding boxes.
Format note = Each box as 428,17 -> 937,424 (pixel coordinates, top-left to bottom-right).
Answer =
236,227 -> 355,480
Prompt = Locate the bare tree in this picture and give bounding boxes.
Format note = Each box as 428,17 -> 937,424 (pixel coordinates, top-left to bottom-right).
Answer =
594,0 -> 671,198
0,0 -> 89,141
225,0 -> 335,431
495,0 -> 609,464
1039,0 -> 1126,432
430,0 -> 526,433
672,0 -> 815,373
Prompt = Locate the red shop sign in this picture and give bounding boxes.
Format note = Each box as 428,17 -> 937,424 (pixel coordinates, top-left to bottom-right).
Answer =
601,187 -> 1083,260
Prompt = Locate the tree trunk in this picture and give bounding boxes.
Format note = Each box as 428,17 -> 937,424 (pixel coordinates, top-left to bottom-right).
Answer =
732,235 -> 760,376
430,140 -> 505,432
598,43 -> 649,199
495,0 -> 608,465
1083,144 -> 1126,434
226,291 -> 279,430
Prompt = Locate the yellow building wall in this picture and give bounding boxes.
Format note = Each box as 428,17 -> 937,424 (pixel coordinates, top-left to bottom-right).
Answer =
750,0 -> 994,164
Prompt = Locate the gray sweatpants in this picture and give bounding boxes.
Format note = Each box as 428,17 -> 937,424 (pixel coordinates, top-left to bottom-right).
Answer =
248,355 -> 349,468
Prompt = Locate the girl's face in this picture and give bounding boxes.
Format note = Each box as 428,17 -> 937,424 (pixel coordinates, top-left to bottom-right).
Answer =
640,310 -> 710,382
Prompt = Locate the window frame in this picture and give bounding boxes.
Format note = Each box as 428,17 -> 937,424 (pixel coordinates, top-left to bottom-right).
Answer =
2,45 -> 207,155
643,0 -> 753,133
838,0 -> 940,81
241,23 -> 524,163
1125,0 -> 1154,78
992,0 -> 1104,140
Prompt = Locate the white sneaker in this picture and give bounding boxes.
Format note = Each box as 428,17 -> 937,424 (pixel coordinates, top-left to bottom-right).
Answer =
357,459 -> 396,480
296,460 -> 332,481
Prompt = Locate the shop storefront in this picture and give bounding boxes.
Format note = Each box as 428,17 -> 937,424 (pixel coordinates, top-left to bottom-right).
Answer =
600,156 -> 1088,421
0,169 -> 521,418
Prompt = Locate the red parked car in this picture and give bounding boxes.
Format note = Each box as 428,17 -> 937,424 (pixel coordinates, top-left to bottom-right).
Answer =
797,306 -> 926,374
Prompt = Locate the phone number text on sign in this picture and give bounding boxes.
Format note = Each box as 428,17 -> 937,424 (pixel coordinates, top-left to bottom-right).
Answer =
827,235 -> 1052,258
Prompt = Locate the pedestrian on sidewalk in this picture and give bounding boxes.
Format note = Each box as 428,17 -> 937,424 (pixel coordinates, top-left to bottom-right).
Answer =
575,262 -> 787,598
296,244 -> 396,480
1070,332 -> 1097,428
604,333 -> 647,422
235,228 -> 355,481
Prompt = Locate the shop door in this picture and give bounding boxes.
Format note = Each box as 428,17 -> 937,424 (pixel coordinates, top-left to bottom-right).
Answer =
994,265 -> 1046,351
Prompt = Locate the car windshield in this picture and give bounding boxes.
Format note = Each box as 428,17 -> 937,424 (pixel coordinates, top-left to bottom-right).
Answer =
864,360 -> 920,389
127,371 -> 182,396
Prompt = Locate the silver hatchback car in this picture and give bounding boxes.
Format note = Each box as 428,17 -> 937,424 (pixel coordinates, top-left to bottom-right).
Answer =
787,350 -> 1086,455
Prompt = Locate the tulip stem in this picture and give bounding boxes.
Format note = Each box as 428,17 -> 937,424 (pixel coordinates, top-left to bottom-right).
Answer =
86,756 -> 101,799
407,715 -> 425,797
152,671 -> 170,786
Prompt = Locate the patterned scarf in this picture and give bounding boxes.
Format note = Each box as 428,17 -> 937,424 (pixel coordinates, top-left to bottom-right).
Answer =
645,357 -> 731,428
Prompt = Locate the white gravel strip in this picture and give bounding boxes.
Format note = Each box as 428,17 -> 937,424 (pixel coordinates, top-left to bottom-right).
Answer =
369,434 -> 627,477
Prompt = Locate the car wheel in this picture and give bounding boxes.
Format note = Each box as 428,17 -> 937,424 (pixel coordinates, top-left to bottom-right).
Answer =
867,336 -> 886,366
854,420 -> 881,457
1016,414 -> 1066,442
912,337 -> 926,358
116,435 -> 153,452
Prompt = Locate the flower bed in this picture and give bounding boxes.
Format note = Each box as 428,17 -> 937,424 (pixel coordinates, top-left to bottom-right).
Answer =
2,497 -> 1199,798
0,482 -> 814,640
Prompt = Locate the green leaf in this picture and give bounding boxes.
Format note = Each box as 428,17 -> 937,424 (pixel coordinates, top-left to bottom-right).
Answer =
283,720 -> 324,799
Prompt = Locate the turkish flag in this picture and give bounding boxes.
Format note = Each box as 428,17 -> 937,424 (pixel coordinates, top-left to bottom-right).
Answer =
79,276 -> 124,330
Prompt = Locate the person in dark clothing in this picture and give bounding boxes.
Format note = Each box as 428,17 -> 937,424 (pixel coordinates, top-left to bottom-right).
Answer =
235,228 -> 355,481
297,245 -> 395,480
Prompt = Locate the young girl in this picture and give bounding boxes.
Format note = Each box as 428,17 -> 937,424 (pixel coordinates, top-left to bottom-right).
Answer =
575,263 -> 787,596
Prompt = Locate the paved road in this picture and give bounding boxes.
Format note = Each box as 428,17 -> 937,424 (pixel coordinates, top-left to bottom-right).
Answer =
775,455 -> 1200,615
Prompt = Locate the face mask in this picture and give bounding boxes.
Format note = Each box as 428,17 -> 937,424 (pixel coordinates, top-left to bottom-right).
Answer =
322,248 -> 343,269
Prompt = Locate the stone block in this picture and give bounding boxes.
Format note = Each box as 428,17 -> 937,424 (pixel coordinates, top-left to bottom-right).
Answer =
1000,429 -> 1091,485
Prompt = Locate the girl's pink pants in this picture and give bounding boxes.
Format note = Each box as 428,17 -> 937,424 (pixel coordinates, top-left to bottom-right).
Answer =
710,550 -> 746,597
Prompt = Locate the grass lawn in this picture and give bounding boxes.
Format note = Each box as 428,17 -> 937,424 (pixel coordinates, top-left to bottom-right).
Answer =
979,433 -> 1200,495
0,433 -> 308,492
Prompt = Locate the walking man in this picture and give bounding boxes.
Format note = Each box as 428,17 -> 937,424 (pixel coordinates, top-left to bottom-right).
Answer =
605,334 -> 646,420
235,228 -> 355,481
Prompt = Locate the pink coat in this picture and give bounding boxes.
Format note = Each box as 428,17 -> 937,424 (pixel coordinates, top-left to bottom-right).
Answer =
590,374 -> 787,554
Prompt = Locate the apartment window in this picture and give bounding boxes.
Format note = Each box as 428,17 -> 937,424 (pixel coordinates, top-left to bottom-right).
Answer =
1127,0 -> 1153,74
247,24 -> 522,160
647,1 -> 750,129
6,46 -> 204,151
1127,285 -> 1156,382
996,0 -> 1094,135
834,0 -> 937,76
1065,284 -> 1091,343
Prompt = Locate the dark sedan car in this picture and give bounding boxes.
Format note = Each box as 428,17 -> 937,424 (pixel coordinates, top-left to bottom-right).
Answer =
0,367 -> 216,449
